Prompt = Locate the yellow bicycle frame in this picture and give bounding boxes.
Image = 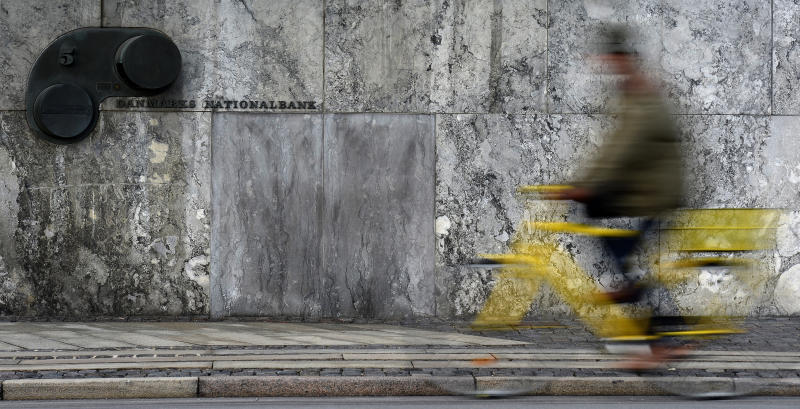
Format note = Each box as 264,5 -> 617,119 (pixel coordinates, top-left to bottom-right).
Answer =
469,185 -> 780,342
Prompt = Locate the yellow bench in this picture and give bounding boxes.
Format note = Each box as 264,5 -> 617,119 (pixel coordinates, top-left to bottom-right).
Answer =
469,185 -> 782,334
663,208 -> 779,252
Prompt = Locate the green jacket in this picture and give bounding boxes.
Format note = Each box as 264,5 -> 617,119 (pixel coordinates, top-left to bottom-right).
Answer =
575,92 -> 683,218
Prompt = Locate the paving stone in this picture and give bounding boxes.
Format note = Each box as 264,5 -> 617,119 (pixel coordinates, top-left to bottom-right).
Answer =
212,360 -> 412,370
0,319 -> 796,383
0,361 -> 212,372
341,353 -> 492,361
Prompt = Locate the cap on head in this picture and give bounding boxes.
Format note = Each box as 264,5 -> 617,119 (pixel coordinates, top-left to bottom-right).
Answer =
599,24 -> 636,56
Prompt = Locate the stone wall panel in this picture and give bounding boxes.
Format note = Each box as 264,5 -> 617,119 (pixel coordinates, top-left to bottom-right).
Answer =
102,0 -> 322,108
774,0 -> 800,114
548,0 -> 771,115
434,113 -> 625,318
679,115 -> 771,209
0,0 -> 100,110
10,182 -> 208,316
679,115 -> 800,209
325,0 -> 547,113
0,1 -> 797,318
0,111 -> 210,317
210,113 -> 323,318
322,114 -> 434,319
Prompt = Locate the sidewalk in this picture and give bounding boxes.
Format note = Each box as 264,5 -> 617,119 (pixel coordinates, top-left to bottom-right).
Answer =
0,318 -> 796,399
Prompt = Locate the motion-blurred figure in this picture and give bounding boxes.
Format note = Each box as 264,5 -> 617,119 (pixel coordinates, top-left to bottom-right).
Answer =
554,25 -> 684,367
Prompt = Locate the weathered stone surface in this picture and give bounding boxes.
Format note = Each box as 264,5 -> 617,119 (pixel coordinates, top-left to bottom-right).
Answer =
429,0 -> 548,113
0,111 -> 210,189
101,0 -> 322,109
325,0 -> 547,113
478,376 -> 664,396
652,115 -> 800,316
678,115 -> 800,209
199,376 -> 458,397
774,0 -> 800,114
435,113 -> 622,318
213,359 -> 412,370
3,377 -> 197,400
548,0 -> 771,114
0,360 -> 211,372
435,112 -> 798,318
210,113 -> 323,318
0,111 -> 210,316
0,1 -> 797,320
777,211 -> 800,260
322,114 -> 434,319
678,115 -> 771,209
775,264 -> 800,315
0,0 -> 100,110
765,117 -> 800,208
324,0 -> 432,112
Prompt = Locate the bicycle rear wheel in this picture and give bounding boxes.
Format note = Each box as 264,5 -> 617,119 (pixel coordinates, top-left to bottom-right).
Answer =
625,317 -> 764,398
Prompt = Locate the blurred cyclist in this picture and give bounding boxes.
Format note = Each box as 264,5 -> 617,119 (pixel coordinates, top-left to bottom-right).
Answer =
550,25 -> 685,369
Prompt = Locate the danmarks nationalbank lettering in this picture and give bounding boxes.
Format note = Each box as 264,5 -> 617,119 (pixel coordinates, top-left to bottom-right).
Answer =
116,98 -> 318,110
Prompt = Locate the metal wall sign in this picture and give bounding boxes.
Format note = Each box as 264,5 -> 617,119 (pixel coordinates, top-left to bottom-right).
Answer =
25,28 -> 181,144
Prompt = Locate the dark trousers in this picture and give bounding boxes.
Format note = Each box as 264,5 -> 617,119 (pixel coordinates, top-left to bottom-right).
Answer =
603,218 -> 655,288
603,218 -> 685,338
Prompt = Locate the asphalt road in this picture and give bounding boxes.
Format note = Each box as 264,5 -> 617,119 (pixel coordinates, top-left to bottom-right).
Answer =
1,396 -> 799,409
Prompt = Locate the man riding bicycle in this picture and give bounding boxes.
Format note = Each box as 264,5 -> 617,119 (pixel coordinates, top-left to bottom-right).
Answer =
550,26 -> 685,368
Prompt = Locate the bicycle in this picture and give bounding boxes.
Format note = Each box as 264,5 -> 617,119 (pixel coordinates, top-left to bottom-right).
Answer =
438,184 -> 780,398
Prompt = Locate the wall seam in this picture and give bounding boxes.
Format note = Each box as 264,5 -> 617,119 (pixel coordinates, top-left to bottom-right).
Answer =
545,0 -> 549,115
99,0 -> 103,27
320,0 -> 327,319
322,0 -> 327,113
88,109 -> 800,117
432,113 -> 437,317
770,0 -> 774,115
207,109 -> 216,319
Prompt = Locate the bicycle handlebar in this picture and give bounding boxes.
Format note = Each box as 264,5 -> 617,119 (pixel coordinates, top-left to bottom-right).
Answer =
526,222 -> 638,237
516,184 -> 574,194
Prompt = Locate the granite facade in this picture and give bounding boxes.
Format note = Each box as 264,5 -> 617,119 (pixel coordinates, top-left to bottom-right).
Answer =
0,0 -> 798,318
323,114 -> 435,319
548,0 -> 772,115
325,0 -> 548,113
774,0 -> 800,114
210,113 -> 323,319
0,0 -> 100,110
0,111 -> 210,316
211,113 -> 434,319
101,0 -> 323,109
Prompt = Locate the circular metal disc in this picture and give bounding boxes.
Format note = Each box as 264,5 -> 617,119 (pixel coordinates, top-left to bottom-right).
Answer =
117,34 -> 181,90
33,83 -> 94,139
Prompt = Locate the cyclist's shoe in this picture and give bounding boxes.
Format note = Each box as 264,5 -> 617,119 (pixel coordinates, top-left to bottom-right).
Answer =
615,343 -> 694,371
591,284 -> 644,304
651,343 -> 694,360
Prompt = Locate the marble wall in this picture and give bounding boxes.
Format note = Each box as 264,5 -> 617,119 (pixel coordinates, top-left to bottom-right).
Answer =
0,110 -> 210,316
0,0 -> 798,318
210,113 -> 323,318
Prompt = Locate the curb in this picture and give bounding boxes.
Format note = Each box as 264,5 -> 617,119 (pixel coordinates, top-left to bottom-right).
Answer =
3,377 -> 197,400
1,376 -> 799,400
476,376 -> 800,396
199,375 -> 468,397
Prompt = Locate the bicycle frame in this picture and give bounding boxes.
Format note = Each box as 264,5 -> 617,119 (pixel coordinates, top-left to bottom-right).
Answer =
469,185 -> 780,343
